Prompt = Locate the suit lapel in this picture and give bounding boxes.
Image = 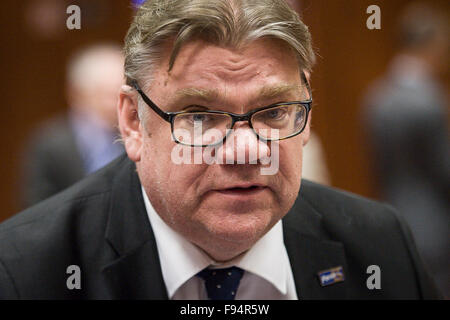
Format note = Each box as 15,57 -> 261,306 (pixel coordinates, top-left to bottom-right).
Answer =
283,192 -> 348,299
101,157 -> 168,299
102,241 -> 168,299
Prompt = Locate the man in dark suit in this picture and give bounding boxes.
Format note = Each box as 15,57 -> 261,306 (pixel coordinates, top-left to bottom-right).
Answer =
1,0 -> 441,299
20,44 -> 125,208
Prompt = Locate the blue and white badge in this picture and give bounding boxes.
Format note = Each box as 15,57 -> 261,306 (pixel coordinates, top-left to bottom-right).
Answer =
317,266 -> 345,287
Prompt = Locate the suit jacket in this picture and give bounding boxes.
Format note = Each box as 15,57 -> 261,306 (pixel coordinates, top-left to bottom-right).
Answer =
20,115 -> 85,208
1,155 -> 441,299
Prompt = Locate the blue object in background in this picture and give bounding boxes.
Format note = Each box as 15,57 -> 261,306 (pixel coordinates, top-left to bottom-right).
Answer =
132,0 -> 147,8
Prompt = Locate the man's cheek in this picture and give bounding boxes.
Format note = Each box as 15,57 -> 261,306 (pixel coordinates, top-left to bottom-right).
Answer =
279,156 -> 302,195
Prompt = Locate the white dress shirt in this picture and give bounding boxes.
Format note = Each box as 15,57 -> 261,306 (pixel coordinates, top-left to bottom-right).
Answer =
142,187 -> 298,300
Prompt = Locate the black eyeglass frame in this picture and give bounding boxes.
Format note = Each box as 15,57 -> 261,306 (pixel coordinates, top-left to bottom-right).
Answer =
132,72 -> 312,147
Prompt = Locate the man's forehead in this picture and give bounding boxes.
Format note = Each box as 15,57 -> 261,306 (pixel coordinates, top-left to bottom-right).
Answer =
151,38 -> 304,105
163,38 -> 299,77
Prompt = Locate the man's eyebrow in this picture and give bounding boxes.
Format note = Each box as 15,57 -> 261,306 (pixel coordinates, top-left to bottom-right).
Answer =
170,83 -> 302,108
173,87 -> 220,103
257,83 -> 302,102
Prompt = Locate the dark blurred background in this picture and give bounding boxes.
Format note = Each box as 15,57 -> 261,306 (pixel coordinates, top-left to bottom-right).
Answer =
0,0 -> 448,294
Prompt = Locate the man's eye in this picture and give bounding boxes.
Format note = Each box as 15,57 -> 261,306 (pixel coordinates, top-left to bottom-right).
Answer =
264,108 -> 287,120
185,113 -> 211,124
191,114 -> 208,122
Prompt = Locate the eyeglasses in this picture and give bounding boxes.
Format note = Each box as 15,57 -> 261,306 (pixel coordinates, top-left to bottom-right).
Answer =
132,72 -> 312,147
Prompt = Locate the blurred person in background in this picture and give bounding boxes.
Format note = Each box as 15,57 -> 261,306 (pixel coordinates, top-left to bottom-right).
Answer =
20,43 -> 125,208
362,2 -> 450,298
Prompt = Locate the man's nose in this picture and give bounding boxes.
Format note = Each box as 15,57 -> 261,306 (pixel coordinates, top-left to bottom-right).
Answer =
216,123 -> 271,164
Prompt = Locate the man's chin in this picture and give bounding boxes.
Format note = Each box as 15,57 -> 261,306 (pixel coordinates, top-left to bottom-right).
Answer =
200,214 -> 274,249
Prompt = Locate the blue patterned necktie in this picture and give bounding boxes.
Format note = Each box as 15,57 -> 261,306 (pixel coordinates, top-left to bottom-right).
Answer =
197,266 -> 245,300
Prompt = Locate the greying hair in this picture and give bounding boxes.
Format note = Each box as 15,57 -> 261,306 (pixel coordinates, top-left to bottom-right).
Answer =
124,0 -> 316,123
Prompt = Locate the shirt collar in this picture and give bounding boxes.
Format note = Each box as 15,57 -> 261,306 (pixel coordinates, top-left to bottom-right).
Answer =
142,187 -> 288,298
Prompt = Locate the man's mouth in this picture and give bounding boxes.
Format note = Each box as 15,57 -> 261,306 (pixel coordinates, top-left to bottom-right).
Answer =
214,184 -> 268,196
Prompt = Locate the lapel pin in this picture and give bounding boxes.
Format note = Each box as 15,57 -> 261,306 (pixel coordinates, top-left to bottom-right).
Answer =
317,266 -> 345,287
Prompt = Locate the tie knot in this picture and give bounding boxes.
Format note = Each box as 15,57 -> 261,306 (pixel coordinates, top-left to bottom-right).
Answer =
197,266 -> 244,300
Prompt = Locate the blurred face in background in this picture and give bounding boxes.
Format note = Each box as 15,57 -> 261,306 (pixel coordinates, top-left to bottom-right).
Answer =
67,46 -> 124,128
119,38 -> 311,261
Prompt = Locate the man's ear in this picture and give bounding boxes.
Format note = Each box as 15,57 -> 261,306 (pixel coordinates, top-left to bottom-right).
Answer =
118,84 -> 142,162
